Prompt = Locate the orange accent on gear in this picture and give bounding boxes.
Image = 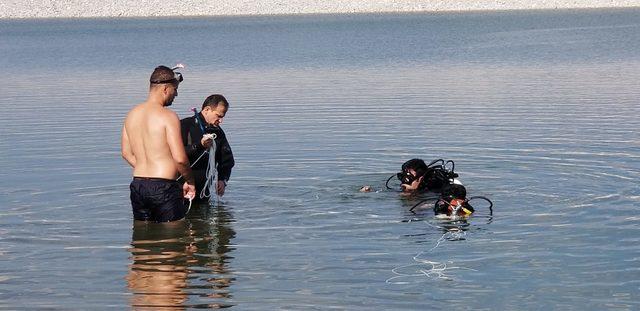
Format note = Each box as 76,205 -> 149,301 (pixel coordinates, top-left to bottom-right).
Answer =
448,198 -> 467,216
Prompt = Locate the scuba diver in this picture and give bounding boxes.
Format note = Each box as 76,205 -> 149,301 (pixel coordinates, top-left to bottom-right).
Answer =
387,158 -> 492,217
180,94 -> 234,199
396,158 -> 459,193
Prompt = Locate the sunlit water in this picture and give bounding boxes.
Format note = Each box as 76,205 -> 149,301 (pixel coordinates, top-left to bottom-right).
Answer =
1,9 -> 639,310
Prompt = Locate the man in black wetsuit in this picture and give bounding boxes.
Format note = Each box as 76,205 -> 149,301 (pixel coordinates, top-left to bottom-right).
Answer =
180,94 -> 234,198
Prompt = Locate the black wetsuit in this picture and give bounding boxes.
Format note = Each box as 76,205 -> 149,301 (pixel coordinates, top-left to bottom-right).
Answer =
180,113 -> 234,196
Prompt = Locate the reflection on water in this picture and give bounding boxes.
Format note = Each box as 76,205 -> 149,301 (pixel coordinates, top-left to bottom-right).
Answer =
127,202 -> 235,309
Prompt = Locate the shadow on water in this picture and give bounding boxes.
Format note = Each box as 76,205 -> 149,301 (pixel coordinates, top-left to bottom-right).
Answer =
126,201 -> 235,309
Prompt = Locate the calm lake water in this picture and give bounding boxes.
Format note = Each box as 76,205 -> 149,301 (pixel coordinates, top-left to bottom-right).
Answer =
1,8 -> 639,310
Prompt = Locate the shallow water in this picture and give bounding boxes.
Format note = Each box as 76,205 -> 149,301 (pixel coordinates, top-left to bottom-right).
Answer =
1,9 -> 639,310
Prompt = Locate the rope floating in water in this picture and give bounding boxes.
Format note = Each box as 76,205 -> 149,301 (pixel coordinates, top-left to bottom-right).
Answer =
386,228 -> 473,284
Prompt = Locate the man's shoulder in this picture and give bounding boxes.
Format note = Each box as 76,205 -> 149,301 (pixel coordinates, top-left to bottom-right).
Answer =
124,103 -> 146,121
155,107 -> 179,120
127,102 -> 145,113
136,106 -> 179,128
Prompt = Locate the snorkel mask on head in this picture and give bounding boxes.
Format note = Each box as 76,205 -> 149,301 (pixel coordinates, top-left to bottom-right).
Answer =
150,64 -> 184,85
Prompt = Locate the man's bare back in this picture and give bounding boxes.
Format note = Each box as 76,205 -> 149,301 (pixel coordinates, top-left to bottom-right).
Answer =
123,102 -> 185,180
121,65 -> 194,222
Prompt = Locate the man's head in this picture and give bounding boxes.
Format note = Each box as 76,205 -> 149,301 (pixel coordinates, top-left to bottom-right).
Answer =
398,158 -> 428,192
149,66 -> 182,106
201,94 -> 229,127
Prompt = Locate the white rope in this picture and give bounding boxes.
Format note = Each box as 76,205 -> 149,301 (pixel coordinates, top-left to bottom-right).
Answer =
176,149 -> 209,181
199,135 -> 218,204
176,133 -> 218,209
185,196 -> 193,215
386,227 -> 474,284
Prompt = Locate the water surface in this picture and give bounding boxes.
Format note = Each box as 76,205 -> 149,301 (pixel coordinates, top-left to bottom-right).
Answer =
1,9 -> 639,310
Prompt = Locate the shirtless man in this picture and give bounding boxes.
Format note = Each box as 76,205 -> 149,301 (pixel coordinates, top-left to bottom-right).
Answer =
121,65 -> 196,223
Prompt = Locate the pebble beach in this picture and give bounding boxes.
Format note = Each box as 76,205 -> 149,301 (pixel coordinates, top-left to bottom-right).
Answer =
2,0 -> 640,19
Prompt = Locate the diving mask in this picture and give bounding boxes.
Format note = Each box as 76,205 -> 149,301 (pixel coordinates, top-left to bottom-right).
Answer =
397,170 -> 420,185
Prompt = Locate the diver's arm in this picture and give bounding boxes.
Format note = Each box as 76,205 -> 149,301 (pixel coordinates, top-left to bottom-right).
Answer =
216,129 -> 235,181
181,117 -> 203,158
121,124 -> 136,168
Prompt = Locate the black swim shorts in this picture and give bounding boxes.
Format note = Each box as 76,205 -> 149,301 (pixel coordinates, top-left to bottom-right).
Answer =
130,177 -> 187,222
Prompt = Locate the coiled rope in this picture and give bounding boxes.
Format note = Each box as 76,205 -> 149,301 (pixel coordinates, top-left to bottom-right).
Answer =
176,133 -> 218,213
199,135 -> 218,203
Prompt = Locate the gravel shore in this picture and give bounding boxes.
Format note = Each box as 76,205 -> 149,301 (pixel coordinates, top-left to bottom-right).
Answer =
1,0 -> 639,19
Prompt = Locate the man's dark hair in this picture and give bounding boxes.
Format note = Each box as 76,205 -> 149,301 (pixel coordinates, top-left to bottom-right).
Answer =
202,94 -> 229,110
441,183 -> 467,200
149,66 -> 177,87
402,158 -> 428,177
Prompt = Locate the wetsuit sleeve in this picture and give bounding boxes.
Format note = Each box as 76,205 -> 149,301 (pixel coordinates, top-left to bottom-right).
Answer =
181,117 -> 203,159
215,128 -> 235,181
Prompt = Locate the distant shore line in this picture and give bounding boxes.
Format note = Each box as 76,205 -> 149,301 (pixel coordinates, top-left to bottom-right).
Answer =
2,1 -> 640,19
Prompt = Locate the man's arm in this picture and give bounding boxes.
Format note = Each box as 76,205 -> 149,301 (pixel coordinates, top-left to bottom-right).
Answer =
167,113 -> 195,185
121,124 -> 136,168
181,117 -> 204,158
216,129 -> 235,181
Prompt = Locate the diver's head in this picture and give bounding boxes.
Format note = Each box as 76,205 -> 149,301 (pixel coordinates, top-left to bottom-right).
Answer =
441,183 -> 467,201
201,94 -> 229,127
398,158 -> 428,192
149,65 -> 183,106
435,183 -> 472,217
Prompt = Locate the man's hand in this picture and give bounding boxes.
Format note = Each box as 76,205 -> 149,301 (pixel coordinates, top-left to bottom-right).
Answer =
183,182 -> 196,200
201,136 -> 213,149
216,180 -> 226,196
